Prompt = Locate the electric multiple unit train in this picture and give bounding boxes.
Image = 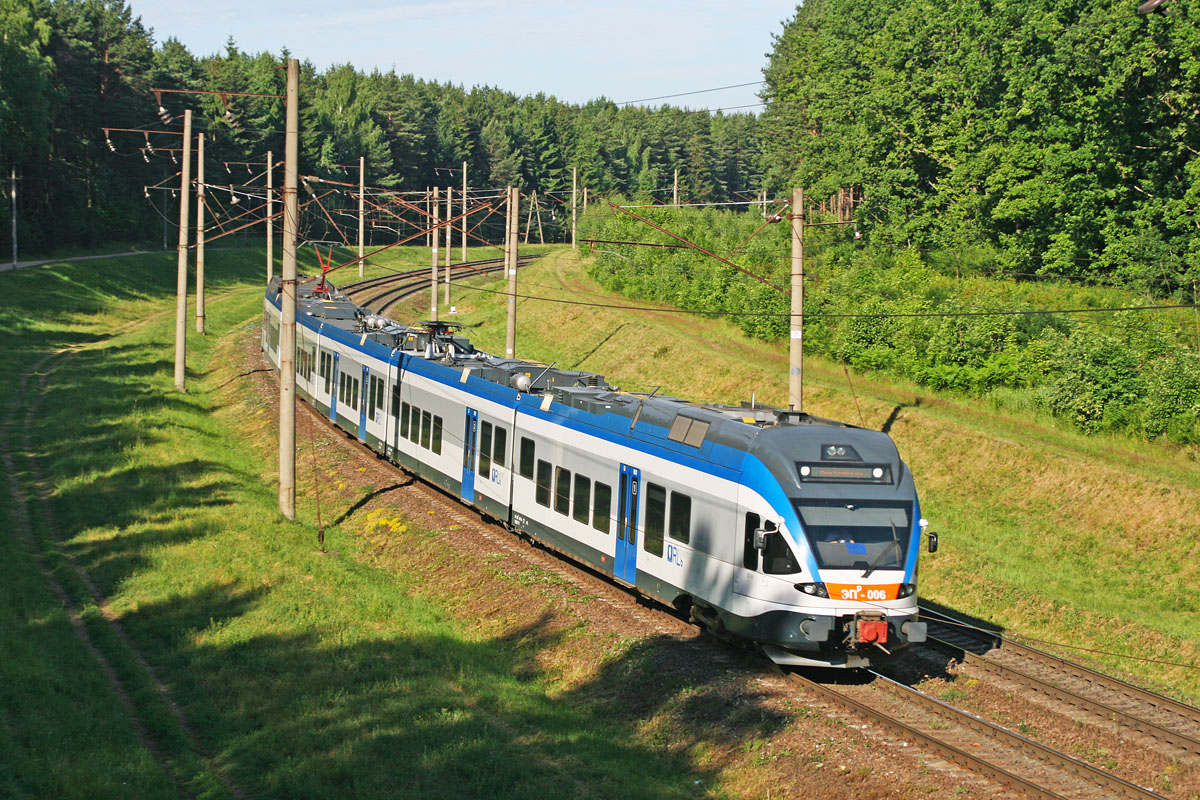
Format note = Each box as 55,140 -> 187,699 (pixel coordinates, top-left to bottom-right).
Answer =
263,277 -> 937,667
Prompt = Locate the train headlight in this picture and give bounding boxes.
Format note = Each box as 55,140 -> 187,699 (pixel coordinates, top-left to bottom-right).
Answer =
896,584 -> 916,599
794,582 -> 829,598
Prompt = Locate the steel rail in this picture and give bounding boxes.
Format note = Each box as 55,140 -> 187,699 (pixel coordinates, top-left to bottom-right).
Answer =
926,631 -> 1200,757
344,255 -> 540,317
787,669 -> 1170,800
784,670 -> 1071,800
919,606 -> 1200,731
338,254 -> 540,297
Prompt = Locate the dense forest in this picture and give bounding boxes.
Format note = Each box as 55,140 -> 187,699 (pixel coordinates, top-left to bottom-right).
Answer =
762,0 -> 1200,290
0,0 -> 762,254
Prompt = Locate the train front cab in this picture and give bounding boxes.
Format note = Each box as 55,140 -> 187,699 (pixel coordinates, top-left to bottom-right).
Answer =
722,434 -> 936,667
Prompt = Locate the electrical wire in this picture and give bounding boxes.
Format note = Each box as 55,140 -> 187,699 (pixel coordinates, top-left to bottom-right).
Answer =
451,283 -> 1197,321
618,80 -> 765,106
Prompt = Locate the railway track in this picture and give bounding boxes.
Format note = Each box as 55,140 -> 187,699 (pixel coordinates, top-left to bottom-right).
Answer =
920,605 -> 1200,763
338,254 -> 541,316
785,668 -> 1170,800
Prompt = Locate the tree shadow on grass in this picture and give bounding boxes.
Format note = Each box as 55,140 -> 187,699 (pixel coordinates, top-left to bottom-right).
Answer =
119,584 -> 732,800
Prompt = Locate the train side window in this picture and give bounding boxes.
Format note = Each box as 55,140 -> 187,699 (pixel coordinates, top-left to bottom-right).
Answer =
535,460 -> 552,507
644,483 -> 666,557
493,426 -> 507,468
370,376 -> 384,415
572,474 -> 591,525
401,402 -> 411,439
420,410 -> 432,449
592,482 -> 612,533
319,351 -> 332,395
763,523 -> 801,575
432,415 -> 443,455
554,467 -> 571,515
744,512 -> 760,571
518,438 -> 535,479
391,385 -> 401,423
478,421 -> 493,477
341,375 -> 358,410
408,405 -> 420,443
668,492 -> 691,545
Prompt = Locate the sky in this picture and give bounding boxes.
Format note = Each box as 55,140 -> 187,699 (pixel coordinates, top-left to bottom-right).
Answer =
127,0 -> 798,112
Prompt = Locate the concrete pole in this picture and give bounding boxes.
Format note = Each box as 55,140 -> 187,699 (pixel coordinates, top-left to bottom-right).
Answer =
461,160 -> 468,262
673,168 -> 679,207
279,57 -> 300,520
583,186 -> 588,213
505,187 -> 518,359
535,195 -> 545,245
358,155 -> 365,278
524,192 -> 533,245
425,188 -> 431,246
789,187 -> 804,413
10,165 -> 16,268
162,164 -> 169,252
443,186 -> 451,306
266,150 -> 274,284
430,186 -> 439,321
195,133 -> 206,334
173,109 -> 193,393
571,165 -> 578,249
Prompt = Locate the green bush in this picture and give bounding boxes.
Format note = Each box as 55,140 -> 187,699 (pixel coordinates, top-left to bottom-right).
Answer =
579,204 -> 1200,445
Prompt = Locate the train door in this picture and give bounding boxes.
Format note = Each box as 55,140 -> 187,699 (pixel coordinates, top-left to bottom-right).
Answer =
358,364 -> 369,441
329,352 -> 340,421
461,408 -> 478,502
615,464 -> 640,585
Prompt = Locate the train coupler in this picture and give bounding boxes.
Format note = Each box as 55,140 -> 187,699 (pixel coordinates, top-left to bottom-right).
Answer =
851,611 -> 889,647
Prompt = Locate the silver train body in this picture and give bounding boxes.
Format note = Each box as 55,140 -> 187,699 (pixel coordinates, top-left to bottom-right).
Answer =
263,278 -> 934,668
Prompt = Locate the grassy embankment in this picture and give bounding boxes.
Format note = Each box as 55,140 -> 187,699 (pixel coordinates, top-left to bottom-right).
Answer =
444,247 -> 1200,701
3,242 -> 1196,798
0,246 -> 709,799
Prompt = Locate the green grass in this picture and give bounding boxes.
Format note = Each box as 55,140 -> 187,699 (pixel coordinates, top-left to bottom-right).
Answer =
0,246 -> 712,799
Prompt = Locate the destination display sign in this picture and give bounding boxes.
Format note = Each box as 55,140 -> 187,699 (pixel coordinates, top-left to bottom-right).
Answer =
796,462 -> 892,484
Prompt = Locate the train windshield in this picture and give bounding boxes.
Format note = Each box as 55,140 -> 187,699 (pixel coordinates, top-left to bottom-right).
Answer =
792,501 -> 912,571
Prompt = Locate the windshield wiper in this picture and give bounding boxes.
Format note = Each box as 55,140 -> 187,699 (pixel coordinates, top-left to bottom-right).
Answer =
862,520 -> 902,578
